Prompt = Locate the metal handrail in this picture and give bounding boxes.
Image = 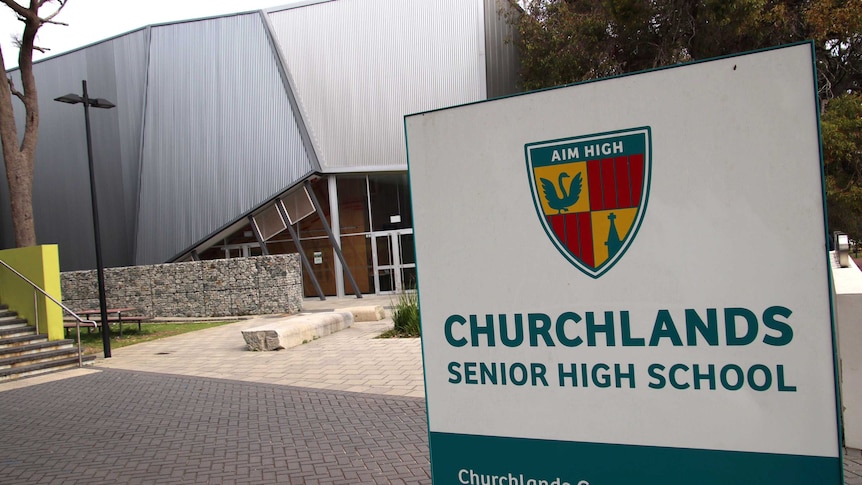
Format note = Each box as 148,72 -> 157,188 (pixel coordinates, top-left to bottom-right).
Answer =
0,258 -> 96,367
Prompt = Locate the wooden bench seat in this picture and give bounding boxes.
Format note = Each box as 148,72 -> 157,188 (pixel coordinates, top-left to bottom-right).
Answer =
63,315 -> 153,336
62,319 -> 99,335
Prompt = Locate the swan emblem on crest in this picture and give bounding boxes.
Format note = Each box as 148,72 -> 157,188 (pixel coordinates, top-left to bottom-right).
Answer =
540,172 -> 583,214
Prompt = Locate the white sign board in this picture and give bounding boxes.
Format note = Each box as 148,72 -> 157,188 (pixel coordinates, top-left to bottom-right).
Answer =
405,43 -> 841,484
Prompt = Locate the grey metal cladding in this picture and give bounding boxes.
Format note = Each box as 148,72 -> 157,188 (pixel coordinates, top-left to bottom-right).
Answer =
484,0 -> 521,99
135,13 -> 313,265
0,30 -> 149,271
266,0 -> 488,172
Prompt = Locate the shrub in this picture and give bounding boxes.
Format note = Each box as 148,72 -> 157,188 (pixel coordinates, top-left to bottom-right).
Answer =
390,290 -> 420,337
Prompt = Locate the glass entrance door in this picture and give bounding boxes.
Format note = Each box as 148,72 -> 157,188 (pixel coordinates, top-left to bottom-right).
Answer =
371,229 -> 415,294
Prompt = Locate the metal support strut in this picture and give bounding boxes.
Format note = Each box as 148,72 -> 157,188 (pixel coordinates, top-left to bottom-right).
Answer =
275,202 -> 326,301
304,180 -> 363,299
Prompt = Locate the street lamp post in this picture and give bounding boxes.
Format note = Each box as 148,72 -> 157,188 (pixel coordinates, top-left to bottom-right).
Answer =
55,80 -> 116,358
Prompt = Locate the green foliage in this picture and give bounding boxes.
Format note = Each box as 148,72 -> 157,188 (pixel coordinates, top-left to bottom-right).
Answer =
387,290 -> 421,337
515,0 -> 804,91
514,0 -> 860,98
823,93 -> 862,184
515,0 -> 617,90
823,93 -> 862,239
514,0 -> 862,237
806,0 -> 862,99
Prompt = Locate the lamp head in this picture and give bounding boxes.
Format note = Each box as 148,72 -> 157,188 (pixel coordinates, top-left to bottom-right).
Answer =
54,94 -> 115,109
54,93 -> 84,104
90,98 -> 116,109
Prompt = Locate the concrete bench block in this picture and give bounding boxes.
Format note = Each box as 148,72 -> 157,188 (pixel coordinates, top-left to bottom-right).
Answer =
242,311 -> 354,351
344,305 -> 386,322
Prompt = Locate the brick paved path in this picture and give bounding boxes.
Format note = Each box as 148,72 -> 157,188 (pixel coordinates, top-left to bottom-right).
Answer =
0,369 -> 430,484
846,448 -> 862,484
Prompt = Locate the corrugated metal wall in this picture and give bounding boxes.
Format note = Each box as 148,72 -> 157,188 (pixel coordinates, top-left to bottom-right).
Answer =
0,29 -> 150,271
1,0 -> 519,270
266,0 -> 488,172
484,0 -> 521,98
134,13 -> 314,265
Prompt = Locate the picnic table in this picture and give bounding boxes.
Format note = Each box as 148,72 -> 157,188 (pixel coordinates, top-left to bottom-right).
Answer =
64,307 -> 152,337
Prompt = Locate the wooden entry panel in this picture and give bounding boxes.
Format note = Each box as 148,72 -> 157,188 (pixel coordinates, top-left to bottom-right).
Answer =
340,235 -> 373,294
300,236 -> 374,297
300,239 -> 336,298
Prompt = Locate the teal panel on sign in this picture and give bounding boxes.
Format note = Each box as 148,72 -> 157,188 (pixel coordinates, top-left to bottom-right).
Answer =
429,432 -> 841,484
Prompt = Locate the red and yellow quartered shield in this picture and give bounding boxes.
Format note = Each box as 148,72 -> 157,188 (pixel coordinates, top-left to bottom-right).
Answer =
525,127 -> 651,278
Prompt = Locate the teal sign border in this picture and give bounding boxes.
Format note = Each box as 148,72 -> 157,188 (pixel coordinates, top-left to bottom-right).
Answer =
430,432 -> 841,484
405,41 -> 843,485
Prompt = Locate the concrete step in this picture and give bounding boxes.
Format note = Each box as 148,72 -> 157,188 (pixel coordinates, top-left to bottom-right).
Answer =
0,324 -> 36,340
0,347 -> 81,371
0,334 -> 49,350
0,310 -> 19,320
0,339 -> 75,359
0,317 -> 28,327
0,304 -> 94,382
0,354 -> 96,382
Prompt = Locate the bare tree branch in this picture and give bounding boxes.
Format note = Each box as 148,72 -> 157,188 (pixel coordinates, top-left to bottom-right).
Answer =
7,32 -> 60,50
2,1 -> 68,27
0,0 -> 35,22
7,78 -> 25,102
38,0 -> 66,23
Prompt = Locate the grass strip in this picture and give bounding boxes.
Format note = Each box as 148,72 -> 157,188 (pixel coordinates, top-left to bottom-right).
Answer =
73,321 -> 237,355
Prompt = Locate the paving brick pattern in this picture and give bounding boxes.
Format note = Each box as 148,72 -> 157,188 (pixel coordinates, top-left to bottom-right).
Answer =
846,448 -> 862,484
0,369 -> 430,484
1,293 -> 856,484
1,367 -> 859,483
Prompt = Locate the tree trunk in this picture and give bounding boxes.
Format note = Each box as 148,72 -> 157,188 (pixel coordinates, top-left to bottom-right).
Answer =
0,57 -> 36,247
0,3 -> 41,248
2,149 -> 36,248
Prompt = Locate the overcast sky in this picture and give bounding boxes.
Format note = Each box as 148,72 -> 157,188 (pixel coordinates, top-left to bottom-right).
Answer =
1,0 -> 301,69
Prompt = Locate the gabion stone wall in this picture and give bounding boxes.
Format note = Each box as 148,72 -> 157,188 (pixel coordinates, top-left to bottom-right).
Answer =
60,255 -> 302,318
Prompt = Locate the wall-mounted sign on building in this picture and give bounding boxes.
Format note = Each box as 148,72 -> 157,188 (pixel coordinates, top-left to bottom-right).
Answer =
405,42 -> 842,484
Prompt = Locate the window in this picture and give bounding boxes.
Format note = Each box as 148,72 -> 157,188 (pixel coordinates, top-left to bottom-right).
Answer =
337,175 -> 371,235
369,173 -> 412,231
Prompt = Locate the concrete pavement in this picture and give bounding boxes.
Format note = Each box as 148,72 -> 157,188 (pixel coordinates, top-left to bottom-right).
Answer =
96,295 -> 424,398
0,295 -> 430,484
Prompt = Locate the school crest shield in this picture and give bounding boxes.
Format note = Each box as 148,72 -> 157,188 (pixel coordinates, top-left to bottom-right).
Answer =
526,127 -> 651,278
